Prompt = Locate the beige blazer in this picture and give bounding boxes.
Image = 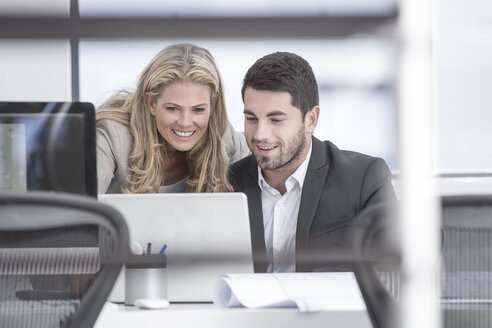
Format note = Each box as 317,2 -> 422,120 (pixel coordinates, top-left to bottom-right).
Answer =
96,119 -> 250,193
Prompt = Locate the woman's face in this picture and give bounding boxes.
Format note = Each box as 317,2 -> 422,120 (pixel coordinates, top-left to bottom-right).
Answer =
147,81 -> 213,152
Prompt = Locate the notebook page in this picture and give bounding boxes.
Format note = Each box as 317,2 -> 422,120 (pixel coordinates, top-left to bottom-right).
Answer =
213,274 -> 296,308
275,272 -> 366,311
213,272 -> 366,312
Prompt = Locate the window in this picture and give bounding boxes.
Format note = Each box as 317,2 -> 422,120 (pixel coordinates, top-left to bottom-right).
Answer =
80,38 -> 397,167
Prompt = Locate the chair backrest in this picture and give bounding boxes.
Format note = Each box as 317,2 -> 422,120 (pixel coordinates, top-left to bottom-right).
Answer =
441,195 -> 492,328
351,196 -> 492,328
349,201 -> 401,328
0,191 -> 129,328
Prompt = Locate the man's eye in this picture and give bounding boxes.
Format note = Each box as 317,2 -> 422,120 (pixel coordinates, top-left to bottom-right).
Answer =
271,119 -> 284,123
246,117 -> 257,121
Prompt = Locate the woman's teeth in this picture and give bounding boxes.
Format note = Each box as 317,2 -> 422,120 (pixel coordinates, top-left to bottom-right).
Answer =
173,130 -> 194,137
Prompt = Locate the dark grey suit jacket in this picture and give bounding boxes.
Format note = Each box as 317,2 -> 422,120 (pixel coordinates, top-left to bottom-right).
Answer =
229,137 -> 396,272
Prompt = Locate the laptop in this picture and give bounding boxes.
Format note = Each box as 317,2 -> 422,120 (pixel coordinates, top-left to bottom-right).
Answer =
98,192 -> 254,302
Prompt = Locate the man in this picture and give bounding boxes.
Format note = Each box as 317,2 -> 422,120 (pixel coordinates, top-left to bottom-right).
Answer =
229,51 -> 396,273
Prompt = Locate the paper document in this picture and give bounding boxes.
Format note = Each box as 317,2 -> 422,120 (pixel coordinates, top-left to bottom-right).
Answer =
212,272 -> 366,312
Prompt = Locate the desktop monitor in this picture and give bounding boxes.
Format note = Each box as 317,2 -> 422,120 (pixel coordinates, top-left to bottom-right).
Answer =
0,102 -> 97,198
0,102 -> 99,302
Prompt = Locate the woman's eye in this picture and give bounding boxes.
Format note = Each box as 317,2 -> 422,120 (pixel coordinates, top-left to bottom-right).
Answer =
194,107 -> 205,112
165,107 -> 177,111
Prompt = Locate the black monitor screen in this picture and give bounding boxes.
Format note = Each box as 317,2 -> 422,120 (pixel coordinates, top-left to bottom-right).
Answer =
0,102 -> 97,198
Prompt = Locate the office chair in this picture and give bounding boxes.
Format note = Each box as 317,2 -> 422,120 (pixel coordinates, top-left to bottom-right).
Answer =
441,195 -> 492,328
0,191 -> 129,328
349,201 -> 400,328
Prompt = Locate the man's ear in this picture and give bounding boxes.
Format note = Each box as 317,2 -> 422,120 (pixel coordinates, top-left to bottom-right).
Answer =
305,105 -> 320,133
145,92 -> 156,116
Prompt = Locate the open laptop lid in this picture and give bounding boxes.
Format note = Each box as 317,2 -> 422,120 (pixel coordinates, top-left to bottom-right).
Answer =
99,192 -> 254,302
0,102 -> 97,198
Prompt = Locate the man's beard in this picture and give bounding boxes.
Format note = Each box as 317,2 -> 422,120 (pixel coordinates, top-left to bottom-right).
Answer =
254,125 -> 306,171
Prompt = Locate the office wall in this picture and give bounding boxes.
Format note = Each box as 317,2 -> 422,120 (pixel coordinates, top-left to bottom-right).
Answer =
0,40 -> 71,101
79,38 -> 397,168
435,0 -> 492,172
0,0 -> 69,16
1,0 -> 492,175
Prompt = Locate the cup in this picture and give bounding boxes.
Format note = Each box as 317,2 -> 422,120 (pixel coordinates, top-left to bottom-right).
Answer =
124,254 -> 167,305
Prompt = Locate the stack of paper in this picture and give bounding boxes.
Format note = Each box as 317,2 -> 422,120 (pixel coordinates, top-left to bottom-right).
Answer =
212,272 -> 366,312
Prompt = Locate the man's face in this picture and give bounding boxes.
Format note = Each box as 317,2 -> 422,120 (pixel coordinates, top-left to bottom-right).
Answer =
243,87 -> 317,174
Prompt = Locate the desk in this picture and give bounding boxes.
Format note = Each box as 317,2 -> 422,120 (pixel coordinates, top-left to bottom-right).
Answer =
94,303 -> 372,328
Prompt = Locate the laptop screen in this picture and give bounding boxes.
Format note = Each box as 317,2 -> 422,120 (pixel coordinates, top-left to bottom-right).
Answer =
0,102 -> 97,198
99,192 -> 254,302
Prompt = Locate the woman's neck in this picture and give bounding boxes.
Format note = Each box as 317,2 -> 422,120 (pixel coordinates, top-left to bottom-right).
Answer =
162,147 -> 189,186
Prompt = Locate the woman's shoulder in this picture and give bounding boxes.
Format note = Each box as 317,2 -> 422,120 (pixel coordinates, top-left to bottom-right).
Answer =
97,118 -> 131,138
223,122 -> 251,163
96,118 -> 133,151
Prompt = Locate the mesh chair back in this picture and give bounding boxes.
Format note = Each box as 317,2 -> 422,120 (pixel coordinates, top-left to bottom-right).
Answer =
349,201 -> 400,328
350,196 -> 492,328
441,195 -> 492,328
0,192 -> 129,328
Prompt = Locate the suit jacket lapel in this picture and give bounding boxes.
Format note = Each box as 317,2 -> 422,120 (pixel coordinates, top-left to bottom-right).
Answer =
244,159 -> 269,273
296,137 -> 330,271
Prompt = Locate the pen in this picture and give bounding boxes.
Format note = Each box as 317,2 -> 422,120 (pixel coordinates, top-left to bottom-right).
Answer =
147,242 -> 152,254
159,244 -> 167,255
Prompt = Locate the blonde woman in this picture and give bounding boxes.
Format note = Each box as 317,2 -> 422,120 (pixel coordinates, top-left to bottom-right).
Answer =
96,43 -> 249,193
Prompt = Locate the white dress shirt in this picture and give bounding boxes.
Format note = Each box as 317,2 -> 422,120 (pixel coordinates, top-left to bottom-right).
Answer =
258,144 -> 312,273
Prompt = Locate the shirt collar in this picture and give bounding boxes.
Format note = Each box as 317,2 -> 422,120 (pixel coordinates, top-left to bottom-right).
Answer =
258,142 -> 313,193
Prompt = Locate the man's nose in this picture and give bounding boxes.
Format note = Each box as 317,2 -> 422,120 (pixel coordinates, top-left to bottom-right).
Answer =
252,120 -> 271,142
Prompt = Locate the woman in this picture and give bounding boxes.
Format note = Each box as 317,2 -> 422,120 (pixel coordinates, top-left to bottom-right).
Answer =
96,43 -> 249,193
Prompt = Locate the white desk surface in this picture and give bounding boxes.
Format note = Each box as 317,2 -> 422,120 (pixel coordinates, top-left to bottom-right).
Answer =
94,303 -> 372,328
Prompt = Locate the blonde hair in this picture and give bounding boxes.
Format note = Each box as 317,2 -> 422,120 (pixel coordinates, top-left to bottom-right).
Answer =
96,43 -> 233,193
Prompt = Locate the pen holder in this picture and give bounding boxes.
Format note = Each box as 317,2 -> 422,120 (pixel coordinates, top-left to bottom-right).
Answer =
125,254 -> 167,305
